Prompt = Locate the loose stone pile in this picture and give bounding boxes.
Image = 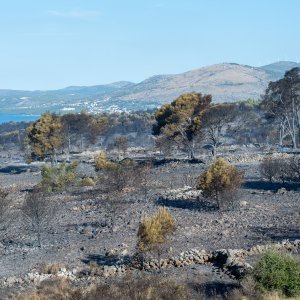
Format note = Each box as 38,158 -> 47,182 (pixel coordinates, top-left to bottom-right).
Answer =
159,186 -> 202,201
223,152 -> 300,164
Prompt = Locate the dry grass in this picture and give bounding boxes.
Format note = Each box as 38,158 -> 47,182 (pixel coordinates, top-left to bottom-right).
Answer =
38,263 -> 66,275
11,278 -> 80,300
84,278 -> 188,300
9,275 -> 254,300
261,293 -> 300,300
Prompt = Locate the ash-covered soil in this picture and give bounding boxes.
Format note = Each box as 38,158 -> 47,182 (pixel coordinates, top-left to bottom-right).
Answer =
0,156 -> 299,284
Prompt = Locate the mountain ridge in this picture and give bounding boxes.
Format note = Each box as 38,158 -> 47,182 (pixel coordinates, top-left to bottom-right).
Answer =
1,61 -> 299,114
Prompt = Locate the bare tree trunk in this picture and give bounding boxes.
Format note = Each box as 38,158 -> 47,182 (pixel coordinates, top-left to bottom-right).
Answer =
211,145 -> 216,157
66,126 -> 71,162
80,134 -> 84,152
187,140 -> 195,160
52,149 -> 58,165
279,123 -> 284,146
117,145 -> 121,161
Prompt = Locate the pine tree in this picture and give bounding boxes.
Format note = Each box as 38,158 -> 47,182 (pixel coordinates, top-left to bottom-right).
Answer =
27,113 -> 63,164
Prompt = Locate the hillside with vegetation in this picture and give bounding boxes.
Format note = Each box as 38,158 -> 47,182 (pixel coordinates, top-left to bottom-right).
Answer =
0,67 -> 299,299
1,61 -> 299,115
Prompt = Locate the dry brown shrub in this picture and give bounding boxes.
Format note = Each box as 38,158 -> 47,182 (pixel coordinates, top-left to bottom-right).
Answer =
137,207 -> 175,253
259,158 -> 281,182
38,263 -> 66,275
197,158 -> 243,209
84,277 -> 188,300
11,278 -> 81,300
94,151 -> 117,171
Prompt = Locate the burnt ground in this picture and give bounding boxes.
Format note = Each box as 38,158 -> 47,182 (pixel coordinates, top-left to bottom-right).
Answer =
0,156 -> 299,297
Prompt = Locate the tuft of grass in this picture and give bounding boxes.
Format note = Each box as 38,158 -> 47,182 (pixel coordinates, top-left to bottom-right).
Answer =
38,263 -> 66,275
80,177 -> 96,187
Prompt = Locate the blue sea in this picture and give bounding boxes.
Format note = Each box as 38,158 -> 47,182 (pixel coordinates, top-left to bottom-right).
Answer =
0,114 -> 39,124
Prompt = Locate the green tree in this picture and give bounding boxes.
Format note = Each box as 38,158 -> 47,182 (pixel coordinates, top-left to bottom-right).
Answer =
153,93 -> 212,159
27,113 -> 63,164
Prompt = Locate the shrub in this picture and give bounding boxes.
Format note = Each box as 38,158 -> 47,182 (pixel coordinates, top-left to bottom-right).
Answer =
253,249 -> 300,297
100,164 -> 136,193
259,158 -> 281,182
155,206 -> 176,237
11,278 -> 79,300
287,156 -> 300,182
0,187 -> 10,237
119,157 -> 136,167
38,263 -> 66,274
94,151 -> 117,171
137,207 -> 175,253
137,215 -> 163,253
41,161 -> 78,192
85,278 -> 188,300
197,158 -> 243,209
260,157 -> 300,184
277,160 -> 292,184
80,177 -> 96,187
0,187 -> 8,200
21,187 -> 57,247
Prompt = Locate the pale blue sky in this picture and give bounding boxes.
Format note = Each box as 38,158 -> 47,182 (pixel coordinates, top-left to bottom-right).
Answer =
0,0 -> 299,90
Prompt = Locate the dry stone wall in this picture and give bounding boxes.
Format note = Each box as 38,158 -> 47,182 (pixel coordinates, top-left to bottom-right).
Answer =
1,239 -> 299,287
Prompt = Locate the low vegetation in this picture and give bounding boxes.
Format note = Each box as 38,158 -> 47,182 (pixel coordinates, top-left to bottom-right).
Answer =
252,249 -> 300,297
260,157 -> 300,184
94,151 -> 118,171
21,188 -> 57,247
197,158 -> 243,209
137,207 -> 176,269
1,69 -> 300,299
80,177 -> 96,187
40,161 -> 78,192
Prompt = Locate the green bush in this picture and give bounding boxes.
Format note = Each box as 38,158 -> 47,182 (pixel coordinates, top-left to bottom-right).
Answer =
94,151 -> 117,171
253,249 -> 300,297
80,177 -> 96,187
41,162 -> 78,192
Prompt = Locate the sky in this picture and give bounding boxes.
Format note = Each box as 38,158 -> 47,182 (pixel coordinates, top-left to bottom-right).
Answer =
0,0 -> 299,90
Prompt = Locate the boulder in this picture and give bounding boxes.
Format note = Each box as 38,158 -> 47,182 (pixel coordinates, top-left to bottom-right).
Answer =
277,187 -> 287,194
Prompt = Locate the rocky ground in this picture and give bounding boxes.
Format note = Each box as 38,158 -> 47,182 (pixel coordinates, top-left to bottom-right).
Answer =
0,150 -> 299,299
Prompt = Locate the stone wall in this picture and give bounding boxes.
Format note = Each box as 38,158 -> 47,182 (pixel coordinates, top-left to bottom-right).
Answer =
1,239 -> 299,287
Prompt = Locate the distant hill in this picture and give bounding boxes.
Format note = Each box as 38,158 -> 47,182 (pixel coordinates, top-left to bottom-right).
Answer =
260,61 -> 300,77
0,61 -> 299,114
